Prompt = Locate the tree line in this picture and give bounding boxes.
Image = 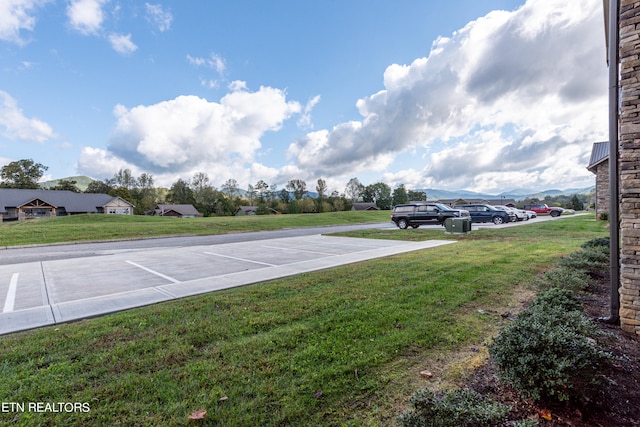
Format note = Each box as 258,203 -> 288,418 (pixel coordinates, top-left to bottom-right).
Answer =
0,159 -> 427,216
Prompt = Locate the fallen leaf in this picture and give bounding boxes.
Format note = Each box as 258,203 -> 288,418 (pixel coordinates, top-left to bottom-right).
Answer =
420,370 -> 433,378
188,409 -> 207,420
539,409 -> 552,421
313,390 -> 323,399
219,396 -> 228,402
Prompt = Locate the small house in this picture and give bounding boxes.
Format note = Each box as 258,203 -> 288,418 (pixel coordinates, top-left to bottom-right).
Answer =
587,141 -> 609,220
154,204 -> 201,218
0,189 -> 134,221
351,202 -> 379,211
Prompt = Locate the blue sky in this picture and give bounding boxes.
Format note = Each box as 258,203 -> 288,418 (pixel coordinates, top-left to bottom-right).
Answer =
1,0 -> 607,195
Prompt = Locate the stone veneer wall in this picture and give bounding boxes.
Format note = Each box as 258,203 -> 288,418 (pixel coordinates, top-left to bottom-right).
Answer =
619,0 -> 640,334
595,160 -> 610,219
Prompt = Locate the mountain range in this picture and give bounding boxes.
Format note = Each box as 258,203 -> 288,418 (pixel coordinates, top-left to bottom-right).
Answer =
415,187 -> 595,201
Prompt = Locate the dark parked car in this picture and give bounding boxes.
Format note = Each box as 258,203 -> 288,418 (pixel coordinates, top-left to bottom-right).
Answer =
456,204 -> 511,225
391,203 -> 470,229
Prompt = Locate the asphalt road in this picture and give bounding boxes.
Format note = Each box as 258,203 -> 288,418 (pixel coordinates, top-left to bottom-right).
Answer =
0,221 -> 397,265
0,214 -> 573,266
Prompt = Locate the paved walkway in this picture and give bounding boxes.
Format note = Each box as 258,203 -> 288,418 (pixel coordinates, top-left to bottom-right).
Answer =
0,234 -> 454,335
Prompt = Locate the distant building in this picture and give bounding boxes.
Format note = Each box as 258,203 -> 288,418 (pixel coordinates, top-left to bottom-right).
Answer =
235,206 -> 258,216
351,202 -> 379,211
154,204 -> 201,218
437,198 -> 517,208
234,206 -> 280,216
0,189 -> 134,221
586,141 -> 609,220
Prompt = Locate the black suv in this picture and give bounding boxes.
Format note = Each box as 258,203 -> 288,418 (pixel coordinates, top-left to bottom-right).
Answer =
456,204 -> 511,225
391,203 -> 470,229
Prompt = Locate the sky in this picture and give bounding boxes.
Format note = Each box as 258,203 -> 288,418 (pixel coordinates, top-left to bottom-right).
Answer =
0,0 -> 608,195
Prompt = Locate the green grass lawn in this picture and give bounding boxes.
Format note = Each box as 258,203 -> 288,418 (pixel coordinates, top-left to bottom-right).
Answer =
0,210 -> 391,246
0,214 -> 607,426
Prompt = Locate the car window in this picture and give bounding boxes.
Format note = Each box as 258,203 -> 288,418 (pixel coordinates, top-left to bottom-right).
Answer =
394,206 -> 414,213
417,205 -> 428,212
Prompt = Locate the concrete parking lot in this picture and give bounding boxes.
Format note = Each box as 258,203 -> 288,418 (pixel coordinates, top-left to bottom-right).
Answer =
0,234 -> 454,335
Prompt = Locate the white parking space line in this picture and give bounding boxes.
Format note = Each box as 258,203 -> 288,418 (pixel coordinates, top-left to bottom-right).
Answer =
259,245 -> 336,256
3,273 -> 19,313
125,261 -> 180,284
203,252 -> 278,267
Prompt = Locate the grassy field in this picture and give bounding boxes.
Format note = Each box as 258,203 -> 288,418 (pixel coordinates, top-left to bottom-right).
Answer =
0,214 -> 607,426
0,210 -> 391,246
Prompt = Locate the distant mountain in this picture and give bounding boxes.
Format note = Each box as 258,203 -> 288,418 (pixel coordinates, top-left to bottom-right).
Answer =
416,186 -> 595,201
40,176 -> 94,192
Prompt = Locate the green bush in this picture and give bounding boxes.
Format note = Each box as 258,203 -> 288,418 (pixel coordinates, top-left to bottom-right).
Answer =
536,268 -> 591,292
398,388 -> 510,427
558,246 -> 609,274
489,289 -> 610,403
581,236 -> 609,249
536,237 -> 609,292
527,287 -> 583,313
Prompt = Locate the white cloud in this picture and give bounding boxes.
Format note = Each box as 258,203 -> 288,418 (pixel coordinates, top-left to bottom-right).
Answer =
187,53 -> 225,74
381,169 -> 429,191
108,33 -> 137,55
0,0 -> 49,44
286,0 -> 607,192
228,80 -> 247,92
297,95 -> 321,129
66,0 -> 107,35
145,3 -> 172,32
79,86 -> 301,186
77,146 -> 138,178
0,90 -> 56,142
188,53 -> 227,89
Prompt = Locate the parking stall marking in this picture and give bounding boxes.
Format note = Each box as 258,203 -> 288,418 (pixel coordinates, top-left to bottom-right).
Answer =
2,235 -> 461,335
125,261 -> 180,284
3,273 -> 19,313
259,245 -> 336,256
203,252 -> 278,267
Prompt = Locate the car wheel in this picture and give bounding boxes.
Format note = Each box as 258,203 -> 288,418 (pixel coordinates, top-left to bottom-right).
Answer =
398,219 -> 409,229
411,224 -> 419,229
550,210 -> 561,217
492,216 -> 505,225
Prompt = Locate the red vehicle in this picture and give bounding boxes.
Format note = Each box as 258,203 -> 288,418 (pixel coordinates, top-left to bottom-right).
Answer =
523,204 -> 563,217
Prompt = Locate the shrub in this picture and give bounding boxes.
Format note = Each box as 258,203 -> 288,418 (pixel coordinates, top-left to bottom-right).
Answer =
536,268 -> 591,292
527,287 -> 583,313
398,388 -> 510,427
558,246 -> 609,275
489,289 -> 610,403
581,236 -> 609,249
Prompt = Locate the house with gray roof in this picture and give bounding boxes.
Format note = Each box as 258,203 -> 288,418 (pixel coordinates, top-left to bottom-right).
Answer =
153,204 -> 201,218
0,189 -> 134,221
351,202 -> 379,211
587,141 -> 609,220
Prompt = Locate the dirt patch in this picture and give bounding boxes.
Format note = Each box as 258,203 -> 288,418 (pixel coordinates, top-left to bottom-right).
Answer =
462,275 -> 640,426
